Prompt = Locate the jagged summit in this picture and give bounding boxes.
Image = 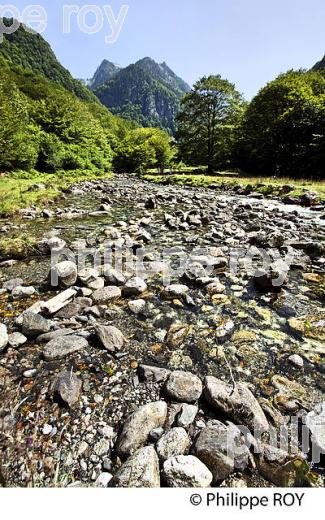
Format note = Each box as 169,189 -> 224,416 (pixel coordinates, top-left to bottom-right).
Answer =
90,57 -> 190,133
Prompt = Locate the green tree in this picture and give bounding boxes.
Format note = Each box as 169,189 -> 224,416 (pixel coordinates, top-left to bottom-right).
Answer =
113,128 -> 174,173
239,70 -> 325,178
176,75 -> 244,172
0,72 -> 38,170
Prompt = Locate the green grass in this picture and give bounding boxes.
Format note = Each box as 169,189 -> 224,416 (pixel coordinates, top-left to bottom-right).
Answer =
0,169 -> 113,216
142,172 -> 325,201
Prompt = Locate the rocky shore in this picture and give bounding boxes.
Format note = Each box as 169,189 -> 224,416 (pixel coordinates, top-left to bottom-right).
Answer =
0,174 -> 324,487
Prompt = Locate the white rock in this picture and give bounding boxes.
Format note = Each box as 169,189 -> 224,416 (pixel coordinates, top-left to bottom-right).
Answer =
288,354 -> 304,368
11,286 -> 36,299
0,323 -> 9,351
95,472 -> 112,487
163,455 -> 213,488
42,424 -> 53,435
128,299 -> 146,314
8,332 -> 27,348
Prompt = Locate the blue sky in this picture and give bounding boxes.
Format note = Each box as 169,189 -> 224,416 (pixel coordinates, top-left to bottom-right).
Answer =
4,0 -> 325,99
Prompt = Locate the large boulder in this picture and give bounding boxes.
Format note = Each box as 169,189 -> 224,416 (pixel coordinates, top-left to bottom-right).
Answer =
43,335 -> 89,361
109,446 -> 160,488
94,325 -> 124,353
116,401 -> 167,458
193,421 -> 250,481
204,376 -> 269,434
165,371 -> 203,403
163,455 -> 213,488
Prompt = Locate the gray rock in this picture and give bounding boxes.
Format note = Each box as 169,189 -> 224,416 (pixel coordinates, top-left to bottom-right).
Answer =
117,401 -> 168,458
193,421 -> 250,481
87,278 -> 105,290
55,303 -> 81,319
95,325 -> 124,353
92,286 -> 121,304
8,332 -> 27,348
177,404 -> 198,428
109,446 -> 160,488
22,312 -> 51,336
36,328 -> 75,343
53,371 -> 82,407
0,323 -> 9,352
138,364 -> 170,383
122,277 -> 147,297
165,371 -> 203,403
43,335 -> 89,360
163,455 -> 213,488
204,376 -> 269,434
46,236 -> 66,252
156,427 -> 191,461
50,261 -> 78,288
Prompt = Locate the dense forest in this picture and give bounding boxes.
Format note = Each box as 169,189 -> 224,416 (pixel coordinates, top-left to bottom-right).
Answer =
0,19 -> 324,179
177,70 -> 325,179
0,23 -> 174,175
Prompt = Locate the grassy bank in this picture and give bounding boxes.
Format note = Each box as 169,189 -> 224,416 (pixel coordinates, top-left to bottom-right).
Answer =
142,172 -> 325,202
0,170 -> 113,217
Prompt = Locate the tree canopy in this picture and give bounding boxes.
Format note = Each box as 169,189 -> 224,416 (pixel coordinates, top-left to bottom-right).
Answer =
239,70 -> 325,178
113,128 -> 175,173
176,75 -> 245,172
